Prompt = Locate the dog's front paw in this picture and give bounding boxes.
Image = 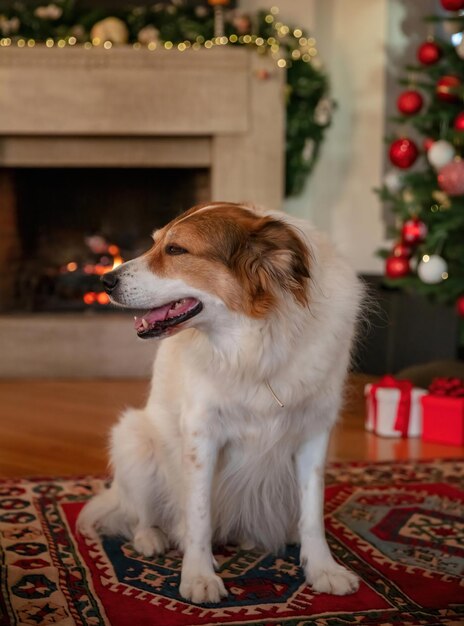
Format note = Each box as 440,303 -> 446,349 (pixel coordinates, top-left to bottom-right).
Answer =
306,562 -> 359,596
180,572 -> 228,604
133,527 -> 169,557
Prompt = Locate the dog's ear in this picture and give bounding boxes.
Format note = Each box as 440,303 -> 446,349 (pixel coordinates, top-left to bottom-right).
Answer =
235,217 -> 310,316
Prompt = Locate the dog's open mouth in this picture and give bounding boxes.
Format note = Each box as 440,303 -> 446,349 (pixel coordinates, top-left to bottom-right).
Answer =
133,297 -> 203,338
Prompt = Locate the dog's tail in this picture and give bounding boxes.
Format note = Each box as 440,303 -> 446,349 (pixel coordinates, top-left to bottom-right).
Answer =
76,482 -> 133,539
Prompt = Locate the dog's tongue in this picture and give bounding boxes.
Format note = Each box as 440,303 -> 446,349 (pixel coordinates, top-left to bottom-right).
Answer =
133,298 -> 198,331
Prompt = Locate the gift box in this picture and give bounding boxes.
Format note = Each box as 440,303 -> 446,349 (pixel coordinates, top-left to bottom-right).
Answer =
421,378 -> 464,446
365,375 -> 426,438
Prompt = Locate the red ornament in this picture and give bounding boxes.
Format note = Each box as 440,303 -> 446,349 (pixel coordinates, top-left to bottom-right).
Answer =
389,138 -> 419,169
392,242 -> 412,258
401,218 -> 427,245
436,75 -> 461,103
454,112 -> 464,130
440,0 -> 464,10
457,296 -> 464,318
417,41 -> 442,65
423,137 -> 435,152
437,160 -> 464,195
397,90 -> 424,115
385,255 -> 410,279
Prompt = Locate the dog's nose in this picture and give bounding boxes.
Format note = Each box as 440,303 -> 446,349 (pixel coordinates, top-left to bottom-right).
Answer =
101,271 -> 119,294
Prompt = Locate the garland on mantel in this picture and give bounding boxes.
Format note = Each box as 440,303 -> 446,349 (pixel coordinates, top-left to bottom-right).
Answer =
0,1 -> 332,196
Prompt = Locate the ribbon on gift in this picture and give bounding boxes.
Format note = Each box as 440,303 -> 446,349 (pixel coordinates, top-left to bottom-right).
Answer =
369,375 -> 413,437
428,377 -> 464,398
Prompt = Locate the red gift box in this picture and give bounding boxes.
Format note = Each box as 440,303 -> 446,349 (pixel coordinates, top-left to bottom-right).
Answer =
421,378 -> 464,446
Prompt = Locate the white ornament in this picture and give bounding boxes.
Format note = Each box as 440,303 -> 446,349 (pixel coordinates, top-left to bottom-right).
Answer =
427,140 -> 455,169
34,4 -> 62,20
137,25 -> 160,45
417,254 -> 448,284
90,17 -> 129,44
384,170 -> 403,193
314,98 -> 332,125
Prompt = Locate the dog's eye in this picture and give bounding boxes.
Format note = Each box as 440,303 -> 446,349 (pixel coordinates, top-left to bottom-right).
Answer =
165,244 -> 188,256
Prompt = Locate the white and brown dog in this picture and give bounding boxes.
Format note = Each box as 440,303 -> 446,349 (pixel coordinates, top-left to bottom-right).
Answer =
78,202 -> 363,604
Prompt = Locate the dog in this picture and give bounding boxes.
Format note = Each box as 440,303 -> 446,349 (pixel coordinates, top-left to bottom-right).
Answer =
77,202 -> 363,604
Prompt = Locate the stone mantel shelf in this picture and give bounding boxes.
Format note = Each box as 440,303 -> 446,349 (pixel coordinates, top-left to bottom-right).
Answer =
0,46 -> 286,376
0,46 -> 285,209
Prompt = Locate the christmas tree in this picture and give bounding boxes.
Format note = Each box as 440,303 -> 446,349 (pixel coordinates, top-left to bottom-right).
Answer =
377,0 -> 464,346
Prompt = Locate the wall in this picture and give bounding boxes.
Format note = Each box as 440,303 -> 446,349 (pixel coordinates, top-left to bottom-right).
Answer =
242,0 -> 389,273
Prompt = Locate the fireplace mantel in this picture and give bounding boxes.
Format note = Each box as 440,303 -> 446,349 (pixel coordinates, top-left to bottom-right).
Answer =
0,46 -> 285,208
0,46 -> 285,376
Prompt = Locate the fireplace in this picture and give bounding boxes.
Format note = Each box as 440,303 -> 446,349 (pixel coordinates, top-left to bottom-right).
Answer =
6,167 -> 209,312
0,46 -> 285,376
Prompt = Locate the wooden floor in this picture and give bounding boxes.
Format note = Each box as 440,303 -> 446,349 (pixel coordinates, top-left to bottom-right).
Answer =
0,375 -> 462,478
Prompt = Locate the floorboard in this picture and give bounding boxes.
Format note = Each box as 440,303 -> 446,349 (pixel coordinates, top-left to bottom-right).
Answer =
0,375 -> 462,477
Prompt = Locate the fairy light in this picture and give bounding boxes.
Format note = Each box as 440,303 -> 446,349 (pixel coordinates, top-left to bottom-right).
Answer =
5,5 -> 318,70
442,272 -> 449,280
422,254 -> 430,262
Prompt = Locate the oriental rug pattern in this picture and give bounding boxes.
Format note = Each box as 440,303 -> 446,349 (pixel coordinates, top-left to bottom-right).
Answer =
1,460 -> 463,626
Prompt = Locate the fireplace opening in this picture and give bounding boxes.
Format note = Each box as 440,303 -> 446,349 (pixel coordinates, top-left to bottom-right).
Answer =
5,167 -> 210,312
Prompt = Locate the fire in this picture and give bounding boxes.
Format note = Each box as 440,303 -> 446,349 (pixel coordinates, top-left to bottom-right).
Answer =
83,291 -> 110,306
83,292 -> 96,305
96,292 -> 110,305
111,255 -> 123,270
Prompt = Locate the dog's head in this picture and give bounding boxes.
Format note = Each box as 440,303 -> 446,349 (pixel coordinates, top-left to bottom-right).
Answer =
103,203 -> 310,339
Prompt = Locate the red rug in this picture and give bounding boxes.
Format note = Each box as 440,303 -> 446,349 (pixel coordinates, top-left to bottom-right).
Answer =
1,460 -> 463,626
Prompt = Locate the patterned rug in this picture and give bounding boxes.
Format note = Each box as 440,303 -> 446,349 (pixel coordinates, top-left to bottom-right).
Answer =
1,460 -> 463,626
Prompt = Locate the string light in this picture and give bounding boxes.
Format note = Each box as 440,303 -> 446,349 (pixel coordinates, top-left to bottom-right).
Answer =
3,5 -> 318,69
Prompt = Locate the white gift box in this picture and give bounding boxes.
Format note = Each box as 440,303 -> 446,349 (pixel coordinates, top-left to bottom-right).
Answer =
364,383 -> 426,438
